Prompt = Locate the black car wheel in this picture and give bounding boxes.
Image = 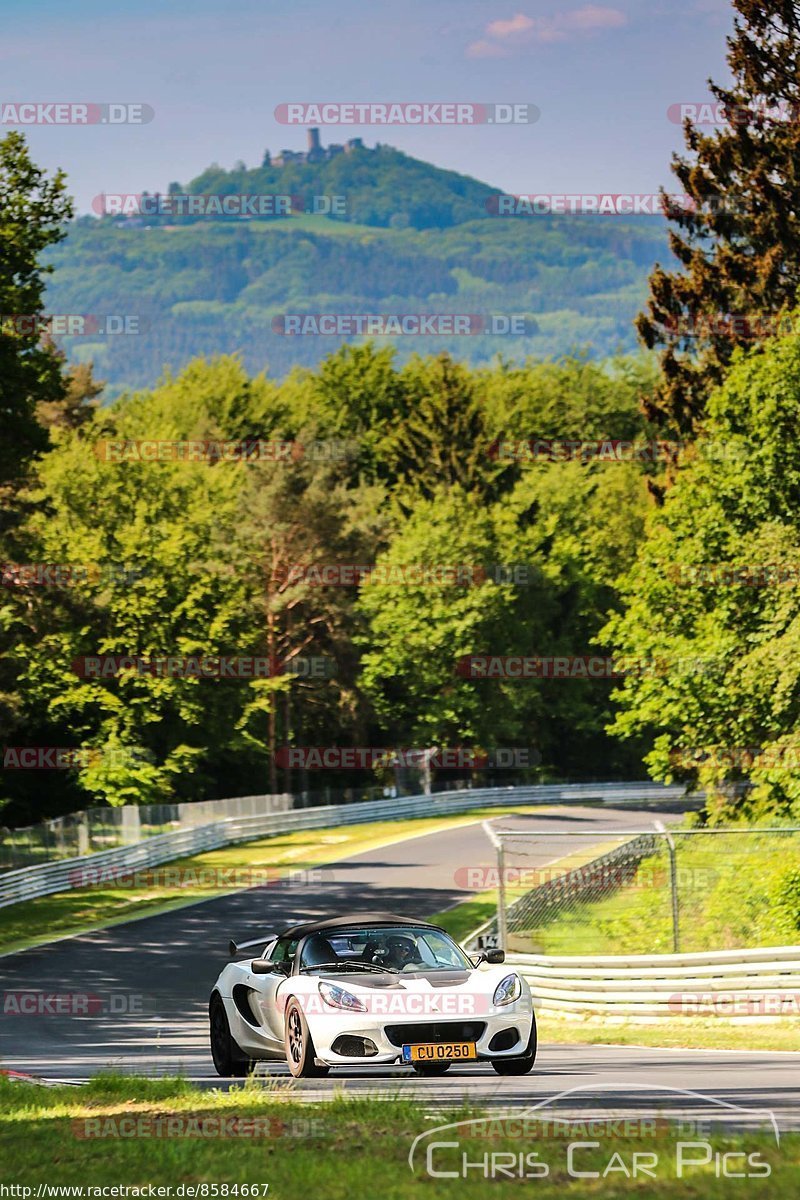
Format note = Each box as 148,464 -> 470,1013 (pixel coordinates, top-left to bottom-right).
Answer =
491,1014 -> 537,1076
284,999 -> 330,1078
209,995 -> 257,1077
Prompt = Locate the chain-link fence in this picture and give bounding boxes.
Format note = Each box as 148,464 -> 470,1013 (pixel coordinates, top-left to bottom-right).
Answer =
0,777 -> 482,871
0,791 -> 333,870
477,823 -> 800,955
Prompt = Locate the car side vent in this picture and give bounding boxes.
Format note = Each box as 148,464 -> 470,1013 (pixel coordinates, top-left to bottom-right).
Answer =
232,985 -> 260,1026
488,1027 -> 520,1052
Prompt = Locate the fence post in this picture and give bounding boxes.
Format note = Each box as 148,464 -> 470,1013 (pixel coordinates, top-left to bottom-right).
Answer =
481,820 -> 508,950
497,840 -> 509,951
655,820 -> 680,953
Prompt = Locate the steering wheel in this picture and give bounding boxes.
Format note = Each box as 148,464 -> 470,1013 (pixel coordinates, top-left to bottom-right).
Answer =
361,939 -> 379,963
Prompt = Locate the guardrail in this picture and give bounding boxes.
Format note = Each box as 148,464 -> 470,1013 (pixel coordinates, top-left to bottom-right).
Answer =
464,827 -> 663,953
506,946 -> 800,1020
501,832 -> 658,936
0,780 -> 690,909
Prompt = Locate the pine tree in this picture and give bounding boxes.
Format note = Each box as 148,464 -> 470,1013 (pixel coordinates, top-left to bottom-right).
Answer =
638,1 -> 800,432
0,132 -> 73,486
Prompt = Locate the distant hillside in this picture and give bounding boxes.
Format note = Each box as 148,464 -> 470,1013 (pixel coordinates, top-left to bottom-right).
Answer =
45,142 -> 671,391
181,143 -> 497,230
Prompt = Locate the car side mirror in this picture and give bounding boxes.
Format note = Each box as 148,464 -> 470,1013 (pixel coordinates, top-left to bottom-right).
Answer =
471,948 -> 506,966
252,958 -> 292,975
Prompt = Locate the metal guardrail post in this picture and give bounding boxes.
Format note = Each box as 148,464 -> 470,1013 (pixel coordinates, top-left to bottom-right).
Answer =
497,841 -> 509,951
482,820 -> 508,950
655,819 -> 680,953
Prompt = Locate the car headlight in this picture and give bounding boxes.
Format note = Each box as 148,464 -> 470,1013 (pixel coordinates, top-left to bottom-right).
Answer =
318,981 -> 366,1012
493,973 -> 522,1007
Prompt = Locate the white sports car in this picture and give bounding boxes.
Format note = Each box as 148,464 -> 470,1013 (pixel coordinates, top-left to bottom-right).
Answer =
209,911 -> 536,1077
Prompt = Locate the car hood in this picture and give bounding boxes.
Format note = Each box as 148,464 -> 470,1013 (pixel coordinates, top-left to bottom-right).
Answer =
314,967 -> 507,992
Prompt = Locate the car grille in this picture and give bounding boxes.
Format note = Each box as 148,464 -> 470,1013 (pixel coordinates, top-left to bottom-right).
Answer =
385,1021 -> 487,1047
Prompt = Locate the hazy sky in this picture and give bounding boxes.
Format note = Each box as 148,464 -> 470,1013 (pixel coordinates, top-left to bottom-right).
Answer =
2,0 -> 735,213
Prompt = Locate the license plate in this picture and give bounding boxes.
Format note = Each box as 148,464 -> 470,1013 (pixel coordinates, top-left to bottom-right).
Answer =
402,1041 -> 476,1063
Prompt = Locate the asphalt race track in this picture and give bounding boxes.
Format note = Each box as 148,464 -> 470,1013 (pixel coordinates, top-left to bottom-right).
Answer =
1,803 -> 798,1130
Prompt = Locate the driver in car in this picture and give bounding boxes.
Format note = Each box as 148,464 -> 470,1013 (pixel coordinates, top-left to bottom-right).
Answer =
383,935 -> 422,970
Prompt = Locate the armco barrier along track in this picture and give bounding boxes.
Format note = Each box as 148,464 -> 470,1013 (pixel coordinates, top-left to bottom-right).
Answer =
0,781 -> 689,908
507,946 -> 800,1021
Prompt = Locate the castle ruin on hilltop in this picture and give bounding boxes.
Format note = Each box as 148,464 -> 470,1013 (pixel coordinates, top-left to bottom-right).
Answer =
264,128 -> 365,168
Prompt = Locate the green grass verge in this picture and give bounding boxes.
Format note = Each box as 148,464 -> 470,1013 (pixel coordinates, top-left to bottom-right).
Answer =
510,828 -> 800,955
537,1013 -> 800,1053
432,837 -> 800,1054
0,805 -> 537,955
431,840 -> 627,944
0,1076 -> 795,1197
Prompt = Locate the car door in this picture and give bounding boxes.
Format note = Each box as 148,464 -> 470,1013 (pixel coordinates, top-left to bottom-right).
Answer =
247,937 -> 298,1051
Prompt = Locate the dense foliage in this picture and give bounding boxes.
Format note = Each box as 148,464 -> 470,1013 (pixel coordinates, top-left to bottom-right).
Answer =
10,0 -> 800,837
1,345 -> 659,821
639,0 -> 800,432
606,328 -> 800,820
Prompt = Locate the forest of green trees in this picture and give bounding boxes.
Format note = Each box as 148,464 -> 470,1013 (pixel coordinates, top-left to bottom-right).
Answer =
1,328 -> 661,822
5,1 -> 800,828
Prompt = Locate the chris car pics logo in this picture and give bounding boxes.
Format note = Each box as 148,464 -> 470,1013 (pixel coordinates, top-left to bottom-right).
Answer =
408,1085 -> 778,1181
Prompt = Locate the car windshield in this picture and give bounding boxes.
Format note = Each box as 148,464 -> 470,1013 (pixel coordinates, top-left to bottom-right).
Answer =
298,925 -> 473,973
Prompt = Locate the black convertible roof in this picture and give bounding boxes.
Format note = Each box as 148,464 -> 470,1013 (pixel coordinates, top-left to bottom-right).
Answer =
279,911 -> 444,939
229,912 -> 445,956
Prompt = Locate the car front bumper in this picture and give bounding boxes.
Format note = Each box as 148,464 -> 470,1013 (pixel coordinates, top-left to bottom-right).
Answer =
229,996 -> 534,1065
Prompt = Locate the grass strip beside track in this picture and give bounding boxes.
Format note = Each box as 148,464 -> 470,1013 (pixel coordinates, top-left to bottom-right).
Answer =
535,1014 -> 800,1054
431,840 -> 627,943
510,828 -> 800,956
0,1076 -> 795,1197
